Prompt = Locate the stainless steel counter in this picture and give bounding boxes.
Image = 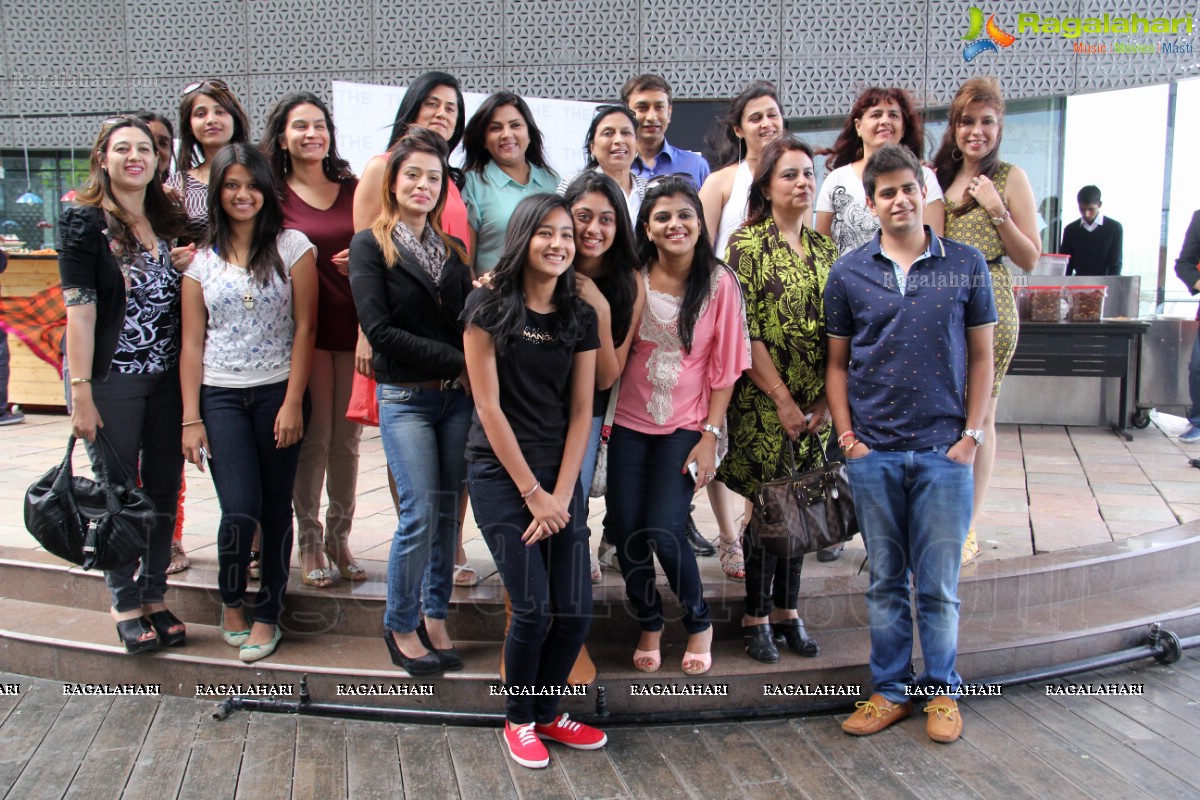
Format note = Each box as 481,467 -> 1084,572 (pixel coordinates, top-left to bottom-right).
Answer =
996,275 -> 1140,427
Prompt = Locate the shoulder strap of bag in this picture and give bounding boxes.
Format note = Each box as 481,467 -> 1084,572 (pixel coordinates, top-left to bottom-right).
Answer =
782,430 -> 832,476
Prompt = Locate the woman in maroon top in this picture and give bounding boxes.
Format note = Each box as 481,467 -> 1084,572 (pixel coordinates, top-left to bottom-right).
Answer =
261,92 -> 366,587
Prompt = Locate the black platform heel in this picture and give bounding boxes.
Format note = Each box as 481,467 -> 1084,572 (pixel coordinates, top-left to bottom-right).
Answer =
383,630 -> 443,676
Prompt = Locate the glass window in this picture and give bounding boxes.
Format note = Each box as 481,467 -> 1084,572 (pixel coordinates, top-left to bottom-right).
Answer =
0,151 -> 88,251
789,97 -> 1065,243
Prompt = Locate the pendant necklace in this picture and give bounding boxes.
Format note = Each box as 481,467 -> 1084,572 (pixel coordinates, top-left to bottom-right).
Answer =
242,274 -> 256,310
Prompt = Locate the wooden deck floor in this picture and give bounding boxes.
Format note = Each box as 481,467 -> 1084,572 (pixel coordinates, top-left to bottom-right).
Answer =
1,652 -> 1197,799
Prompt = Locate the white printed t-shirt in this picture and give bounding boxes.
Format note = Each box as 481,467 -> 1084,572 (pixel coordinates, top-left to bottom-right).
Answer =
186,228 -> 315,387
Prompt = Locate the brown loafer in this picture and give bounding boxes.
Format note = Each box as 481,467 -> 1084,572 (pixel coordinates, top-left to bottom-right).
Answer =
924,696 -> 963,743
841,693 -> 912,736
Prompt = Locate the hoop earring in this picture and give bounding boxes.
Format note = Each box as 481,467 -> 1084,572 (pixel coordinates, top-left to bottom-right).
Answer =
951,148 -> 963,162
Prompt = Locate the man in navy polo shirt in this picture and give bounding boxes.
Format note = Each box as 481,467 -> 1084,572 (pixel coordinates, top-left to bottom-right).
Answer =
622,74 -> 710,190
824,144 -> 996,744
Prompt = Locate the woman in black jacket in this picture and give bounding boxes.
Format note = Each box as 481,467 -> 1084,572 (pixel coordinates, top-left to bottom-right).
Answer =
58,116 -> 188,653
349,129 -> 473,676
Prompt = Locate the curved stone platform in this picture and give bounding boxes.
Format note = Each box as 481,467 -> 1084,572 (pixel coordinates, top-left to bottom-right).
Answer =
2,522 -> 1198,720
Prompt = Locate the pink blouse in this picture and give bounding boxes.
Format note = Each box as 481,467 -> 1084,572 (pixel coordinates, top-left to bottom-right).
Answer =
615,266 -> 750,435
443,181 -> 472,257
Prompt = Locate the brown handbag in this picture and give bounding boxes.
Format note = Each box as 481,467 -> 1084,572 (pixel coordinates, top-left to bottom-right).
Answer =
748,435 -> 859,559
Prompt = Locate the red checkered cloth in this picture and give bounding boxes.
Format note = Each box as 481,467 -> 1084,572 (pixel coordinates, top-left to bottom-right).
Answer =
0,283 -> 66,375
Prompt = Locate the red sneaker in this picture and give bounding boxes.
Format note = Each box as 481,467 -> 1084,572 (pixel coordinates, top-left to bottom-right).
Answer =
534,714 -> 608,750
504,722 -> 550,769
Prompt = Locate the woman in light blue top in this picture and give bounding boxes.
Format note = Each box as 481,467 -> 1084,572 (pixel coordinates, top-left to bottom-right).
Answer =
462,93 -> 560,274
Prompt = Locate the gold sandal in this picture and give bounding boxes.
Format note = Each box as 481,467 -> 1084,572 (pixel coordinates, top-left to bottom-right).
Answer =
325,542 -> 368,582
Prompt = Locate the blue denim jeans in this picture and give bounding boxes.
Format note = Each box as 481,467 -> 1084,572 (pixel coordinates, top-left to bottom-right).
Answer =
1188,333 -> 1200,427
468,460 -> 591,724
844,444 -> 973,702
606,425 -> 710,634
578,414 -> 604,519
202,381 -> 307,625
378,383 -> 471,633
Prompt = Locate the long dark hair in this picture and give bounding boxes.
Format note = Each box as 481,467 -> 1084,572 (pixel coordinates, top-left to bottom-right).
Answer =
369,129 -> 468,267
205,144 -> 286,287
385,72 -> 466,154
462,92 -> 552,180
933,77 -> 1006,216
745,134 -> 815,229
710,81 -> 782,168
77,116 -> 185,252
465,194 -> 584,354
176,80 -> 251,173
635,176 -> 722,353
562,172 -> 638,346
259,92 -> 354,184
582,105 -> 638,169
133,109 -> 175,178
822,86 -> 925,171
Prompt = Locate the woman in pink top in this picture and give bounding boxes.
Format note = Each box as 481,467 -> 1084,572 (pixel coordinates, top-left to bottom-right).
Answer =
353,72 -> 470,248
261,92 -> 366,588
607,176 -> 751,677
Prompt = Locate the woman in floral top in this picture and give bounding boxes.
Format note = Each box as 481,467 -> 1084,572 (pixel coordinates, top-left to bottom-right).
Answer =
58,116 -> 188,654
717,134 -> 836,664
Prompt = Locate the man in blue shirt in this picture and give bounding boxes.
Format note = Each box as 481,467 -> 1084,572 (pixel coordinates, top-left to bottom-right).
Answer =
622,74 -> 710,190
824,144 -> 996,744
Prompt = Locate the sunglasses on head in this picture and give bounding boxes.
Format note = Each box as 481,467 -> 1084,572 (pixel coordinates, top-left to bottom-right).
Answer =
181,78 -> 231,97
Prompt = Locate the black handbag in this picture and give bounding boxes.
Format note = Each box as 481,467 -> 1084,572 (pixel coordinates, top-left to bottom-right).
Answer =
748,435 -> 859,559
24,430 -> 156,571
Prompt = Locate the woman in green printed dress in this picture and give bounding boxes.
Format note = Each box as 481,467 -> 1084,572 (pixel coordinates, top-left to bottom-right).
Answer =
933,77 -> 1040,566
717,133 -> 835,664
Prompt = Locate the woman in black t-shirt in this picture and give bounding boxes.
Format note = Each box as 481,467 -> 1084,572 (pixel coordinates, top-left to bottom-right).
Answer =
462,194 -> 606,770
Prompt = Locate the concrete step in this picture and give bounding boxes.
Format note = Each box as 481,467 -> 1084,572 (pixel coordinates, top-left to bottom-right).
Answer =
2,522 -> 1198,642
2,573 -> 1198,718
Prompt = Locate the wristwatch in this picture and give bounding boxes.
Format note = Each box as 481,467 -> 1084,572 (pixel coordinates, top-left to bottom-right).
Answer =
990,210 -> 1011,227
702,423 -> 724,438
962,429 -> 985,446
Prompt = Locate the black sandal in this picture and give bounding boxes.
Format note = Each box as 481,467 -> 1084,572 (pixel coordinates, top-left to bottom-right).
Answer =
742,624 -> 780,663
115,616 -> 160,654
146,610 -> 187,647
772,619 -> 820,657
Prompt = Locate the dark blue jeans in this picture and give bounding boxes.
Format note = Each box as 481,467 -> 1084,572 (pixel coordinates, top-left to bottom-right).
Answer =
202,381 -> 307,626
85,369 -> 183,612
1188,332 -> 1200,427
468,460 -> 591,725
0,330 -> 9,410
606,425 -> 711,634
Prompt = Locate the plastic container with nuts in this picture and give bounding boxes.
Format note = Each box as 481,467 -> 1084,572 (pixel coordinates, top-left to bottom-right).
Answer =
1065,285 -> 1107,322
1026,286 -> 1066,322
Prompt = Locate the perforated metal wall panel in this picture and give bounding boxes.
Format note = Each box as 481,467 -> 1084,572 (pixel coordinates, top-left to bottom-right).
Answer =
1,0 -> 1196,147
